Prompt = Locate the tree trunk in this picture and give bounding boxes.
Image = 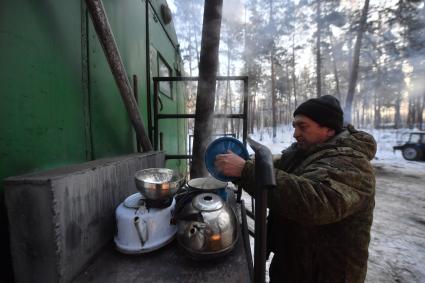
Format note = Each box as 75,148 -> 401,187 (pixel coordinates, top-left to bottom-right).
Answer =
374,104 -> 381,128
329,34 -> 341,100
223,46 -> 231,134
373,89 -> 381,128
292,33 -> 298,107
394,94 -> 402,129
269,0 -> 277,139
188,24 -> 194,77
250,94 -> 256,134
191,0 -> 223,178
316,0 -> 322,98
227,49 -> 235,135
407,95 -> 414,129
271,54 -> 277,138
416,96 -> 422,129
420,91 -> 425,130
187,0 -> 201,70
344,0 -> 370,123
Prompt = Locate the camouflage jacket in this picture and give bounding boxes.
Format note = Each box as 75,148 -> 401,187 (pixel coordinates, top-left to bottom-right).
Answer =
239,125 -> 376,283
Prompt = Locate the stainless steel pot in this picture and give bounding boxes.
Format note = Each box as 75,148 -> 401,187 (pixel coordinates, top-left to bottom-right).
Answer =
176,193 -> 238,259
134,168 -> 183,200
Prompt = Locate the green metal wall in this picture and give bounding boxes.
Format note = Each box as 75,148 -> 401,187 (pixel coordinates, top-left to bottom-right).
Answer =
0,0 -> 185,191
0,0 -> 185,278
0,0 -> 88,180
148,4 -> 186,171
87,0 -> 148,158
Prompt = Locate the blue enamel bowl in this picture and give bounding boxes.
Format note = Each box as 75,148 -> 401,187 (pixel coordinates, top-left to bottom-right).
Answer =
205,137 -> 249,182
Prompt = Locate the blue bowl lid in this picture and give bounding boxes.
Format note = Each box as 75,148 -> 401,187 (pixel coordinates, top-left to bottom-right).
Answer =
205,137 -> 249,182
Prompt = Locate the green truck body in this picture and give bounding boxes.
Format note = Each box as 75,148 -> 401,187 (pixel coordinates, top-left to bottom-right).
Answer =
0,0 -> 187,277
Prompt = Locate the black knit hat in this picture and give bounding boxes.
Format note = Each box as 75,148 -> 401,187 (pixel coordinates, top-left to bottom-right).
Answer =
293,95 -> 344,132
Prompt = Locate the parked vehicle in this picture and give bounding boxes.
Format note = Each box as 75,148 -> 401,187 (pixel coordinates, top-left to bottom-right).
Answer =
393,132 -> 425,161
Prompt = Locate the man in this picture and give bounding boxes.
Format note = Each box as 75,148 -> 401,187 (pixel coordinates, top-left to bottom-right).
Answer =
215,95 -> 376,283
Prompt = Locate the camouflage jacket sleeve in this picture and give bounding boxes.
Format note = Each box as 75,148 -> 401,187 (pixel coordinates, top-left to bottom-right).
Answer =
239,148 -> 375,225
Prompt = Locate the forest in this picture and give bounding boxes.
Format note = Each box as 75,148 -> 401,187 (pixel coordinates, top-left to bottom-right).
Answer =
170,0 -> 425,137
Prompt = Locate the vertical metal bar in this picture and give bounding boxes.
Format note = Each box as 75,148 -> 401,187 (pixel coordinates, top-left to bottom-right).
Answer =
240,200 -> 254,282
133,74 -> 141,153
145,0 -> 153,142
237,77 -> 249,203
160,132 -> 163,150
254,189 -> 267,283
251,197 -> 255,219
237,182 -> 243,203
154,80 -> 159,150
189,134 -> 193,155
81,0 -> 94,160
85,0 -> 153,151
243,77 -> 248,146
246,137 -> 276,283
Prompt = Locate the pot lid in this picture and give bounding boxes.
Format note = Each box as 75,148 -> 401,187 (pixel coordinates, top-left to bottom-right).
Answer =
204,137 -> 249,182
192,193 -> 223,211
187,177 -> 227,191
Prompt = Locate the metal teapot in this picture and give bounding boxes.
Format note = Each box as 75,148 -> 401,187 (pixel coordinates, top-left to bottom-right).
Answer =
175,193 -> 238,259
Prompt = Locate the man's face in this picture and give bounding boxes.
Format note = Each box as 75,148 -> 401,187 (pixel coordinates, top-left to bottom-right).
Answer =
292,115 -> 335,150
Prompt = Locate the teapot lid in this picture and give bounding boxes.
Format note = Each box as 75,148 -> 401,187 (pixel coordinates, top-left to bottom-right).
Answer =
192,193 -> 223,211
187,177 -> 227,191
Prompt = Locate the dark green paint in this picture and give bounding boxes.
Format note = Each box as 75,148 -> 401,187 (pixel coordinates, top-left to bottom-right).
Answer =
1,1 -> 186,276
0,0 -> 186,188
0,0 -> 87,180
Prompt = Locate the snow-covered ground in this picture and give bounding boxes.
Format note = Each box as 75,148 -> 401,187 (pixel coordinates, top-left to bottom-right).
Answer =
244,126 -> 425,282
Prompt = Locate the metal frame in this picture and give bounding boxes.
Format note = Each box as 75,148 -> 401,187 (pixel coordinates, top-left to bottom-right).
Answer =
151,76 -> 271,282
246,137 -> 276,283
188,133 -> 236,155
241,199 -> 254,282
152,76 -> 249,160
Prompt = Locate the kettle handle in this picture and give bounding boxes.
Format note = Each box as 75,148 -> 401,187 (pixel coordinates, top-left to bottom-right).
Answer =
134,216 -> 148,247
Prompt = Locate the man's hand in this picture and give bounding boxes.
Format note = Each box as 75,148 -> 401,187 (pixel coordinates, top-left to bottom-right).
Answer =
214,150 -> 246,178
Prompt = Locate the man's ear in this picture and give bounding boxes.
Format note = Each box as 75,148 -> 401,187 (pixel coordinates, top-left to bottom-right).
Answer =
326,128 -> 336,138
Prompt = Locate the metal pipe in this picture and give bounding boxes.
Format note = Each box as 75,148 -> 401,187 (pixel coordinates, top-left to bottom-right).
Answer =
154,80 -> 159,150
237,78 -> 249,203
152,75 -> 248,82
165,154 -> 193,160
133,75 -> 141,153
243,78 -> 249,146
157,113 -> 245,119
81,4 -> 94,160
247,137 -> 276,283
85,0 -> 152,152
145,0 -> 153,142
241,200 -> 254,282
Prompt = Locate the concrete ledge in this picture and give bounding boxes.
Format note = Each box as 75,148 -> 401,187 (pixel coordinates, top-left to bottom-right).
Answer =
4,152 -> 165,283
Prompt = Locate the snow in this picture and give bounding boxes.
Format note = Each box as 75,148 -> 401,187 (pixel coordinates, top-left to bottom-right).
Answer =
243,125 -> 425,282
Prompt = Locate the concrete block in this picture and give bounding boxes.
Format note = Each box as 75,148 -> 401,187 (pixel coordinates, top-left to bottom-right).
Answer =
4,152 -> 165,283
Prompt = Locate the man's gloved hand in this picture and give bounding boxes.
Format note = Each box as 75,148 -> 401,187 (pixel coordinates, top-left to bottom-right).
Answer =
214,150 -> 246,178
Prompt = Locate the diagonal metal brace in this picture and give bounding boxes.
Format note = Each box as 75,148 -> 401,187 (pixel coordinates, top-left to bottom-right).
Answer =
85,0 -> 152,152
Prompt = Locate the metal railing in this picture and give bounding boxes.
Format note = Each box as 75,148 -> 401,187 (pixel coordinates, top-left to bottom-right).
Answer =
152,76 -> 270,283
151,76 -> 248,162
